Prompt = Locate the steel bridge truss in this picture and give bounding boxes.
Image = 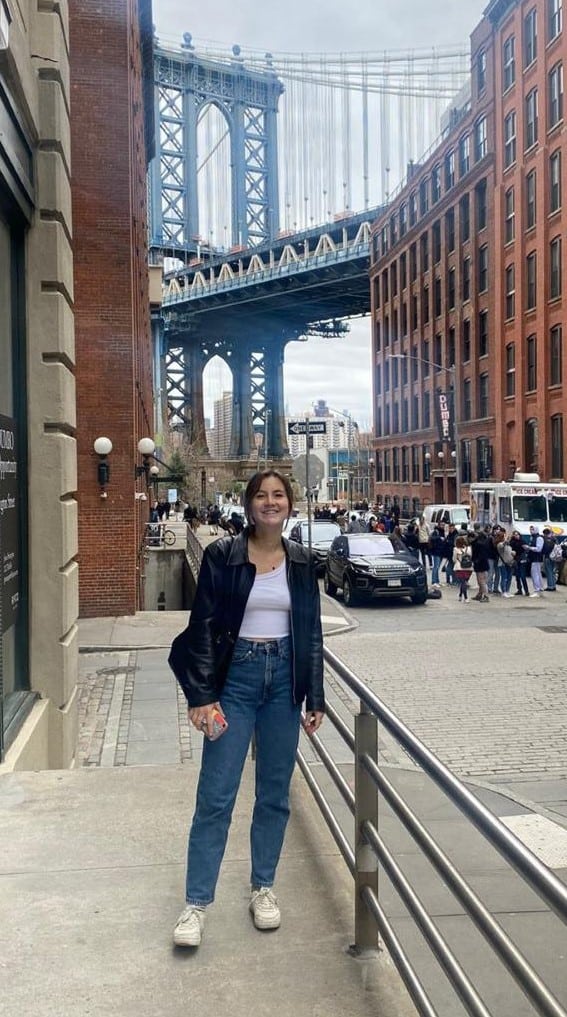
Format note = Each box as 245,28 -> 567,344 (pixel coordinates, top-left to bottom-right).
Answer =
150,46 -> 284,255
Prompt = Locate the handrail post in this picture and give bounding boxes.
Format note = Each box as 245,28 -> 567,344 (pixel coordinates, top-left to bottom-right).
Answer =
353,701 -> 379,954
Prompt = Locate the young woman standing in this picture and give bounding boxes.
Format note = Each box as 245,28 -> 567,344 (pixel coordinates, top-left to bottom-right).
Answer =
169,470 -> 325,947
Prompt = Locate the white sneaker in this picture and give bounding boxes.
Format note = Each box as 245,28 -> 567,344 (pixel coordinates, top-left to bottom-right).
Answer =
173,905 -> 206,947
249,887 -> 281,930
529,592 -> 540,598
502,592 -> 512,598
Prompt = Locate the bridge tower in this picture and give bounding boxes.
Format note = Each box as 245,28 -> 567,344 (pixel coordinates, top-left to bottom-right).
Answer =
149,37 -> 288,464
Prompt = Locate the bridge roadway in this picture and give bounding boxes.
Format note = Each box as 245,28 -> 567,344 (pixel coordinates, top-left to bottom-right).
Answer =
2,531 -> 567,1015
162,209 -> 380,343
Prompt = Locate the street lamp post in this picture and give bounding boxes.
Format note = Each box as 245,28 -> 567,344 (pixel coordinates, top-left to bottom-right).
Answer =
388,354 -> 461,504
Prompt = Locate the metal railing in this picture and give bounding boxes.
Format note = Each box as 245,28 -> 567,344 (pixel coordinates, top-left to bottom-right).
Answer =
186,525 -> 204,576
298,645 -> 567,1017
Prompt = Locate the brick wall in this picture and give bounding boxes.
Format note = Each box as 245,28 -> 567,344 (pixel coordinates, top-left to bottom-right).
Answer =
70,0 -> 154,617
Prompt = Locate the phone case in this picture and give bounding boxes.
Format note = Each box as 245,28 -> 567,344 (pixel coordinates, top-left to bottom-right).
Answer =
205,709 -> 228,741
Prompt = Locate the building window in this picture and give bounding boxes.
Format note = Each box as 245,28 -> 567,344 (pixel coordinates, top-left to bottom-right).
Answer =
445,150 -> 456,190
505,264 -> 515,319
448,268 -> 456,309
526,170 -> 537,229
402,446 -> 409,482
551,414 -> 564,477
423,392 -> 431,429
422,340 -> 430,376
505,187 -> 515,243
434,334 -> 442,369
550,324 -> 562,385
463,318 -> 471,362
478,373 -> 489,418
422,286 -> 430,324
382,271 -> 389,305
423,444 -> 431,480
463,379 -> 472,421
460,193 -> 470,241
411,294 -> 418,331
420,232 -> 429,272
409,191 -> 418,227
399,202 -> 408,237
504,110 -> 517,167
392,357 -> 399,390
402,302 -> 408,335
419,177 -> 429,215
390,262 -> 398,297
411,394 -> 419,430
549,0 -> 563,41
432,164 -> 442,203
462,440 -> 472,483
433,221 -> 441,263
548,62 -> 564,128
524,7 -> 537,68
462,257 -> 471,301
390,213 -> 398,246
400,252 -> 407,290
503,35 -> 516,91
476,180 -> 487,229
410,242 -> 417,281
526,251 -> 537,309
384,449 -> 391,480
446,209 -> 455,252
434,278 -> 442,317
525,418 -> 539,472
550,237 -> 562,298
411,347 -> 419,381
550,150 -> 562,212
477,49 -> 487,93
459,134 -> 470,176
477,437 -> 493,480
527,334 -> 537,390
506,343 -> 516,396
381,226 -> 389,256
479,309 -> 489,356
384,406 -> 391,435
384,316 -> 390,347
411,445 -> 420,483
448,327 -> 456,367
401,357 -> 408,386
478,244 -> 488,293
474,116 -> 488,160
525,88 -> 538,148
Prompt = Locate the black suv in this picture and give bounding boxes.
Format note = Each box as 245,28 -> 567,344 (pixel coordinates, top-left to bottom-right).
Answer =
288,520 -> 341,574
324,533 -> 427,606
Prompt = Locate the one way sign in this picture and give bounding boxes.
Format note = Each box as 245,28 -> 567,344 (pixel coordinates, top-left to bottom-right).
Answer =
287,420 -> 327,436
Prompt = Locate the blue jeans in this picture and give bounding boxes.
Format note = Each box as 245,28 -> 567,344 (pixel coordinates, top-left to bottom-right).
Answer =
487,559 -> 499,593
498,563 -> 512,593
185,636 -> 301,906
544,558 -> 557,590
431,555 -> 441,585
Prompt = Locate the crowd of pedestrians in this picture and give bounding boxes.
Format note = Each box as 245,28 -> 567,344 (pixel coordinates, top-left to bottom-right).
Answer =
401,516 -> 567,602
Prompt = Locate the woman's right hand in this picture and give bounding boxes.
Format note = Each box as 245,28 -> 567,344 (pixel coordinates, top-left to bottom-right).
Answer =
188,702 -> 224,738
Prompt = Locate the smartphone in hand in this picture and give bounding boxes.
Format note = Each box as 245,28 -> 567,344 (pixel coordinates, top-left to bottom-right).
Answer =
205,708 -> 228,741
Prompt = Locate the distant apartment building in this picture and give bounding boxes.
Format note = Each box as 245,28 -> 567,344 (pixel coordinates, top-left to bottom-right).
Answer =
209,391 -> 233,458
371,0 -> 566,515
286,414 -> 358,457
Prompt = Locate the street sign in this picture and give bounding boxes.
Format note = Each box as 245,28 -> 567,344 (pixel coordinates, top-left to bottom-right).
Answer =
287,420 -> 327,436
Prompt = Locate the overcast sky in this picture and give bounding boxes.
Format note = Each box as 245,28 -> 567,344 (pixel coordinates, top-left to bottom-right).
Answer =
153,0 -> 487,429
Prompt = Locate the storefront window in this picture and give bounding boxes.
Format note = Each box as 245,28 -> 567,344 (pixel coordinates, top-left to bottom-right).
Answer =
0,205 -> 29,755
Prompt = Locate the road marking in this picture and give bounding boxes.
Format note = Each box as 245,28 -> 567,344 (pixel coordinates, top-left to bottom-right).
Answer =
500,813 -> 567,869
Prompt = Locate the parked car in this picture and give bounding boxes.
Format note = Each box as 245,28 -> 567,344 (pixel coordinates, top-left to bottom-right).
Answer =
324,533 -> 428,606
288,520 -> 341,573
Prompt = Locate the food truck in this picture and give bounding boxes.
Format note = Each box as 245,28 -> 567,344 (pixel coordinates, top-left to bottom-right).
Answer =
469,473 -> 567,540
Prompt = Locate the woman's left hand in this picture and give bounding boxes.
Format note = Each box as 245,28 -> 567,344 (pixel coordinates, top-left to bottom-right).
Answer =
303,711 -> 324,735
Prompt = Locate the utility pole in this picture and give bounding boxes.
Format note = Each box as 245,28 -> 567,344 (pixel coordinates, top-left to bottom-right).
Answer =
305,415 -> 313,551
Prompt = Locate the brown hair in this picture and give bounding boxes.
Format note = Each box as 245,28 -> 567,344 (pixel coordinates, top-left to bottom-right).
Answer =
455,535 -> 468,548
243,470 -> 294,528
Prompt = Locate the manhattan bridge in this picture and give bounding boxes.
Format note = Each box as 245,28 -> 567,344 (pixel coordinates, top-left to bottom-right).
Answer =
149,32 -> 470,463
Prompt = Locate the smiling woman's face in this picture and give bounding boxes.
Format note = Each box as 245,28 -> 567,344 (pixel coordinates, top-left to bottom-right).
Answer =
249,476 -> 291,529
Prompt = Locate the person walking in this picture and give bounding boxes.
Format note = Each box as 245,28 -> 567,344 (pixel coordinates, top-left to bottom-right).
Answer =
429,525 -> 444,588
453,535 -> 473,602
168,469 -> 324,948
510,530 -> 529,596
495,531 -> 515,597
417,514 -> 431,570
542,528 -> 558,592
528,525 -> 544,597
471,526 -> 490,602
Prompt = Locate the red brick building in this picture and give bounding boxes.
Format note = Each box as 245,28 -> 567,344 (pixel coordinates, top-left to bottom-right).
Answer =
70,0 -> 155,616
371,0 -> 566,516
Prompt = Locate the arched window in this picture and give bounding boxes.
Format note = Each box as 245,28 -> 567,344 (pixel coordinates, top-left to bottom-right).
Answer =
525,417 -> 539,472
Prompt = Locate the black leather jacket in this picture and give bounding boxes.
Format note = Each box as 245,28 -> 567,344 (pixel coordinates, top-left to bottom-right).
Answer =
168,532 -> 325,712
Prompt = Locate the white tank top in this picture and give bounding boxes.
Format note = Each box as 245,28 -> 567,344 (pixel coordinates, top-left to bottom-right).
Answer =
238,559 -> 291,639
